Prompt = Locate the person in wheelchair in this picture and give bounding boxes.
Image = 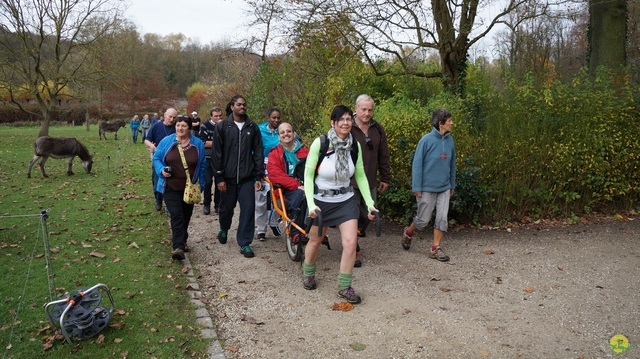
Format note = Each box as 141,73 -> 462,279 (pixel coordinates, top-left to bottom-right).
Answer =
266,122 -> 309,243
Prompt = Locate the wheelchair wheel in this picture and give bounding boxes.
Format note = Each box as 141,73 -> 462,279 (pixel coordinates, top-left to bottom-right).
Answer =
286,235 -> 304,262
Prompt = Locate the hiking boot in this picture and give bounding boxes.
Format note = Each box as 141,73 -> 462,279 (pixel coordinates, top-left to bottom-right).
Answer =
430,246 -> 450,262
357,229 -> 366,237
271,225 -> 282,237
303,276 -> 317,290
402,227 -> 412,250
183,244 -> 190,253
338,286 -> 362,304
217,229 -> 228,244
257,233 -> 266,241
171,248 -> 185,260
155,200 -> 162,211
203,204 -> 210,215
240,245 -> 255,258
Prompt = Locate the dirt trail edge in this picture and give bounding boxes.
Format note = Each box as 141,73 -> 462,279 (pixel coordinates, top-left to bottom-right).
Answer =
186,209 -> 639,359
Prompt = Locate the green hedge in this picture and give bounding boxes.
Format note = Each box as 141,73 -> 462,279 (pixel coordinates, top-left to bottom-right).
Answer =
375,67 -> 639,224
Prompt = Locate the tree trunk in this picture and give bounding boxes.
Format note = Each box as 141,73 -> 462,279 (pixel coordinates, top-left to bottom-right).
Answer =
86,110 -> 90,131
588,0 -> 627,73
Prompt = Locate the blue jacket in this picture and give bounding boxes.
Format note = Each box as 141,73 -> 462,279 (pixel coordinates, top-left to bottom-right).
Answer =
153,134 -> 207,193
411,128 -> 456,193
259,122 -> 280,158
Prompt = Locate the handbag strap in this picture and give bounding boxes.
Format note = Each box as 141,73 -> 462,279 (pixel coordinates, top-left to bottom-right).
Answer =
177,144 -> 192,183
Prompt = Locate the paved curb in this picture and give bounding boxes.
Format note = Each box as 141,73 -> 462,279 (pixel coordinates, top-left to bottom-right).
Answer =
180,255 -> 226,358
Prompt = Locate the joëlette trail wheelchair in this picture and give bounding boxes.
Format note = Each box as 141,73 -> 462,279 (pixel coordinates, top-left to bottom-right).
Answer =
265,177 -> 381,262
265,177 -> 314,262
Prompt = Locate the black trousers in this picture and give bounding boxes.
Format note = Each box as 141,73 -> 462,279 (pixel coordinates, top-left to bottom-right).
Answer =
164,186 -> 194,250
203,157 -> 221,210
218,180 -> 255,247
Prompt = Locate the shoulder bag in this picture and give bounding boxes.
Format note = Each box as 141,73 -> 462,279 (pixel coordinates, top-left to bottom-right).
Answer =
177,145 -> 202,204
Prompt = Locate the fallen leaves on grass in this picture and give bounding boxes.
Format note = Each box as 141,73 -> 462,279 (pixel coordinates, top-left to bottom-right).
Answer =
89,251 -> 105,258
332,302 -> 354,311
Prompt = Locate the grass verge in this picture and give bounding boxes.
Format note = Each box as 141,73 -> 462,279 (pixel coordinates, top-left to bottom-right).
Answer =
0,125 -> 210,358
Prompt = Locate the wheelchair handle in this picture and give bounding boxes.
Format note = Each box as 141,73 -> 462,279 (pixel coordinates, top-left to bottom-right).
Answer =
373,211 -> 381,237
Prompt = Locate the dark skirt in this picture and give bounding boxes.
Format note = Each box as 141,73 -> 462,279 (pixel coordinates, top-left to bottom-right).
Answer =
312,197 -> 359,227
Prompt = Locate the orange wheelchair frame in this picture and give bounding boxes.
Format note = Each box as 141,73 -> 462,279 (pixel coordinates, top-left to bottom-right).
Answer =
265,177 -> 309,262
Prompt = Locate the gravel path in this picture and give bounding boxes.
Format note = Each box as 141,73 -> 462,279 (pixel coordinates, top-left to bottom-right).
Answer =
186,207 -> 640,359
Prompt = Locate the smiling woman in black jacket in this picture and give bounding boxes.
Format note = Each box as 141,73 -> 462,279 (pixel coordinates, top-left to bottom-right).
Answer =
212,95 -> 264,258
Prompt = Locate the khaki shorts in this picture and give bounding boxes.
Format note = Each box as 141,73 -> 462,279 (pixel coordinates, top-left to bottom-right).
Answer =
413,190 -> 450,232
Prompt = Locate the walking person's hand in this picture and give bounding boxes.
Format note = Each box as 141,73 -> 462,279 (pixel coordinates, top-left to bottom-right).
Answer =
217,181 -> 227,192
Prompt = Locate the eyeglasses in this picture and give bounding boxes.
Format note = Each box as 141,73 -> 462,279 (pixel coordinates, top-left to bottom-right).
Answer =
335,118 -> 353,124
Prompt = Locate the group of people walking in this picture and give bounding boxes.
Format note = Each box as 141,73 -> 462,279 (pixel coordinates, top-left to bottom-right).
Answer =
143,94 -> 457,304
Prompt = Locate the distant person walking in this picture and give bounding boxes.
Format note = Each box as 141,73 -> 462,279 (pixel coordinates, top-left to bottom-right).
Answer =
190,111 -> 201,134
140,114 -> 151,140
199,107 -> 224,215
212,95 -> 264,258
402,109 -> 456,262
145,108 -> 178,211
130,115 -> 141,143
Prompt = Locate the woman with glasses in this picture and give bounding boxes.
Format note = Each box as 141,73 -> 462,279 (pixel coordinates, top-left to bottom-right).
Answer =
301,105 -> 379,304
266,122 -> 309,245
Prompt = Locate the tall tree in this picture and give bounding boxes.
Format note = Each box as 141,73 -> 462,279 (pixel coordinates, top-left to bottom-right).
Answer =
588,0 -> 627,73
0,0 -> 124,137
267,0 -> 548,94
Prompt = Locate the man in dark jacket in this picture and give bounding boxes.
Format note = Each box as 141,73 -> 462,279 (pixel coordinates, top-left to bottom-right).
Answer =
350,94 -> 391,267
199,107 -> 223,215
212,95 -> 264,258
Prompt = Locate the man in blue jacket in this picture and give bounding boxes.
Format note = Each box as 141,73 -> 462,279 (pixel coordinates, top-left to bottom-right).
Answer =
402,109 -> 456,262
212,95 -> 264,258
144,108 -> 178,211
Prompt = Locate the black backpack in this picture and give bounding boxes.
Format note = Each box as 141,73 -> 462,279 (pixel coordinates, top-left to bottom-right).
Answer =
294,134 -> 359,184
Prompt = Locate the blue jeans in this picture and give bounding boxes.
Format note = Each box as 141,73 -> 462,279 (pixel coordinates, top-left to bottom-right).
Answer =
218,180 -> 256,247
131,129 -> 139,143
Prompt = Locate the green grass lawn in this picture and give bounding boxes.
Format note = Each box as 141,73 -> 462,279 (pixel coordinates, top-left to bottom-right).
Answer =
0,125 -> 210,358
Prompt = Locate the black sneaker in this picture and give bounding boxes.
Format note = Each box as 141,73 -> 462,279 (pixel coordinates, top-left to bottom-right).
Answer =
302,275 -> 317,290
338,286 -> 361,304
171,248 -> 185,260
203,204 -> 210,215
240,245 -> 255,258
270,225 -> 282,237
257,233 -> 266,241
217,229 -> 228,244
